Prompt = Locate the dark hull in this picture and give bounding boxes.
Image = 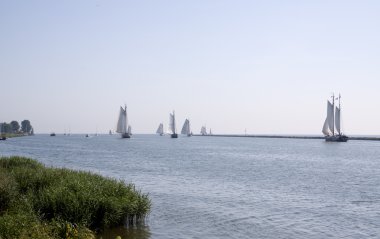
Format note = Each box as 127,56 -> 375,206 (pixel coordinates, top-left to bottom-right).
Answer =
171,133 -> 178,138
121,133 -> 131,138
325,135 -> 348,142
0,137 -> 6,140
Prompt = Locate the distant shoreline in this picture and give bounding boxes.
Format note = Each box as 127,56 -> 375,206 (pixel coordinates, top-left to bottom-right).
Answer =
1,133 -> 29,138
193,134 -> 380,141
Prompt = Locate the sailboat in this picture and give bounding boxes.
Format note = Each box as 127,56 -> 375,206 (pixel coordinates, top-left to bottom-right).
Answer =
169,111 -> 178,138
116,105 -> 131,138
109,130 -> 112,135
200,126 -> 207,135
181,119 -> 192,137
156,123 -> 164,136
322,94 -> 348,142
128,126 -> 132,135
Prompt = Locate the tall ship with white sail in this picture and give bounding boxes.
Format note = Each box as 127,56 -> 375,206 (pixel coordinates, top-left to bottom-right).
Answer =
169,111 -> 178,138
116,105 -> 131,138
181,119 -> 192,137
322,94 -> 348,142
200,126 -> 207,136
156,123 -> 164,136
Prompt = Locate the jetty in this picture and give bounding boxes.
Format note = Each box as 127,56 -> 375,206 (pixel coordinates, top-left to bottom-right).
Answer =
193,134 -> 380,141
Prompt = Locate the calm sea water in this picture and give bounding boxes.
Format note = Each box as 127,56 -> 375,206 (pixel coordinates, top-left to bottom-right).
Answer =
1,135 -> 380,239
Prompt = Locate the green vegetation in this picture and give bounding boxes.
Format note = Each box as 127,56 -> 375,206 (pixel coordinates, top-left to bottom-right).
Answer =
21,120 -> 32,134
1,119 -> 34,137
0,156 -> 151,239
0,133 -> 26,138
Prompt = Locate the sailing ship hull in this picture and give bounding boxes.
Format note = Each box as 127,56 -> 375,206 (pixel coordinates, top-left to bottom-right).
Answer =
171,133 -> 178,138
121,133 -> 131,138
325,135 -> 348,142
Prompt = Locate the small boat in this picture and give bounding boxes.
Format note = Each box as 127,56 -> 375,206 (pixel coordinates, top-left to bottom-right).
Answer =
50,133 -> 56,136
181,119 -> 192,137
109,130 -> 112,135
169,111 -> 178,138
200,126 -> 207,136
116,105 -> 131,138
85,134 -> 89,137
0,135 -> 6,140
322,94 -> 348,142
156,123 -> 164,136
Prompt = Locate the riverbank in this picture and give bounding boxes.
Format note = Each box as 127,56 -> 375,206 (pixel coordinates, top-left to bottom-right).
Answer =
0,156 -> 150,239
0,133 -> 29,139
193,134 -> 380,141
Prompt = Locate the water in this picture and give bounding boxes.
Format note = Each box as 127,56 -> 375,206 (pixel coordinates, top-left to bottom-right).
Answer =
1,135 -> 380,238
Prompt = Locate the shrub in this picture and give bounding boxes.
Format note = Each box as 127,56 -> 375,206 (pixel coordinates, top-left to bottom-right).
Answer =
0,156 -> 150,238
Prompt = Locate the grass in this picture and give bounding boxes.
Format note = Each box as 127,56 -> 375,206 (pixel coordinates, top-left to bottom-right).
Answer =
1,133 -> 27,138
0,156 -> 151,239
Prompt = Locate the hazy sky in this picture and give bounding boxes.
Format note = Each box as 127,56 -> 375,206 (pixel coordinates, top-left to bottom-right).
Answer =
1,1 -> 379,134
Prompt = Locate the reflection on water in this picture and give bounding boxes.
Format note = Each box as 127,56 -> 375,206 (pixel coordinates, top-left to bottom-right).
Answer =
97,224 -> 150,239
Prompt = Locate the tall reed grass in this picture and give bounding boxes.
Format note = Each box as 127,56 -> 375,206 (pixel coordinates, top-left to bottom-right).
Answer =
0,156 -> 151,239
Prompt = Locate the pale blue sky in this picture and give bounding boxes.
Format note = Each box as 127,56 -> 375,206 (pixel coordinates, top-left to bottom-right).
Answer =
1,1 -> 379,134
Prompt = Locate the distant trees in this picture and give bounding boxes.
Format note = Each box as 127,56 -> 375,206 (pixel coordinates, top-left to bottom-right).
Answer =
10,121 -> 20,133
21,120 -> 32,134
0,120 -> 33,134
1,123 -> 11,133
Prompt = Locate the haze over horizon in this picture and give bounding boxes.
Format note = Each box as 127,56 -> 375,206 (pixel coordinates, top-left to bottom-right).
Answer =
1,1 -> 379,135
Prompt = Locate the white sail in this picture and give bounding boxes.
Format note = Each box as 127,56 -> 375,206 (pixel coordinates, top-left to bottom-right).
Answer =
335,106 -> 341,135
169,112 -> 176,134
322,101 -> 332,136
327,101 -> 334,134
322,118 -> 330,136
116,106 -> 127,134
201,126 -> 207,135
181,119 -> 190,135
128,125 -> 132,135
156,123 -> 164,134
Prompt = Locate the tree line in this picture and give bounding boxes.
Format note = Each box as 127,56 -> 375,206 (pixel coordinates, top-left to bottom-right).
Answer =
0,120 -> 34,135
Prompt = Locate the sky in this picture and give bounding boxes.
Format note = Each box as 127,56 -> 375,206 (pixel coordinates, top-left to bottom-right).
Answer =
1,0 -> 380,134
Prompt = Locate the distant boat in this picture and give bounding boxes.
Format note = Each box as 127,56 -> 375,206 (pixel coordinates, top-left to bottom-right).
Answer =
156,123 -> 164,136
169,111 -> 178,138
50,133 -> 56,136
209,128 -> 212,135
200,126 -> 207,136
322,94 -> 348,142
116,105 -> 131,138
128,126 -> 132,135
85,134 -> 89,137
181,119 -> 192,137
109,130 -> 112,135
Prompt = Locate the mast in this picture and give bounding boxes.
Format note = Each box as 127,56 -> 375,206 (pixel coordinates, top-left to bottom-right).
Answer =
332,93 -> 335,136
338,94 -> 341,135
172,111 -> 176,134
125,105 -> 127,134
